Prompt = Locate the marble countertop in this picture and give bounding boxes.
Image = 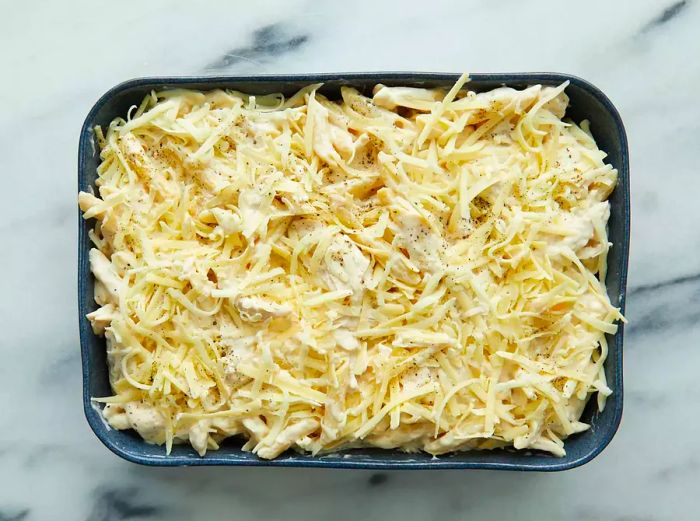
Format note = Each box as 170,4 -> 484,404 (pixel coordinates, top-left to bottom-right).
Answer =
2,0 -> 699,519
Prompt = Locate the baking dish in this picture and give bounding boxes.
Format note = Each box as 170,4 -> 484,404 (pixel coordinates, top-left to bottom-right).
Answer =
78,72 -> 629,470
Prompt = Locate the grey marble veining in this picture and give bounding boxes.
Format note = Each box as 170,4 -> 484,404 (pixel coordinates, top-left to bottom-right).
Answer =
206,24 -> 311,70
1,0 -> 699,519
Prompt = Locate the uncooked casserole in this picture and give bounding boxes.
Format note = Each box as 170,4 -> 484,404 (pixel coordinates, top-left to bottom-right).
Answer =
79,74 -> 623,459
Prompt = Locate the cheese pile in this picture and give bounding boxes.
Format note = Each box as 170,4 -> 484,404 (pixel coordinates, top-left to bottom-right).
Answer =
79,75 -> 622,459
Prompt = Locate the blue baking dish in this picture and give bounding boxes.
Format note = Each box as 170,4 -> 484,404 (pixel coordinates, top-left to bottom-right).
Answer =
78,73 -> 629,470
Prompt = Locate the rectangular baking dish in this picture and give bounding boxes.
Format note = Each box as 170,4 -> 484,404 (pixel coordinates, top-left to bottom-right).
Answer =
78,73 -> 629,470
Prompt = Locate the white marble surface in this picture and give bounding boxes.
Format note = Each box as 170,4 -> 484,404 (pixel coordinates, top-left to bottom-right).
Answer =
1,0 -> 699,519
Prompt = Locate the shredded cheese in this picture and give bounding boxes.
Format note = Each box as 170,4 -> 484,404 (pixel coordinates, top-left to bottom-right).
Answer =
80,74 -> 623,459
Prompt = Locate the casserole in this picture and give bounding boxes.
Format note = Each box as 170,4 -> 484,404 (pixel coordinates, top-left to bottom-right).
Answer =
78,72 -> 629,469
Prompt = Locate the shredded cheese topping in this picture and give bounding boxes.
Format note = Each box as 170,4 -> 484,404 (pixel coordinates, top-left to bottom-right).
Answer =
80,74 -> 623,459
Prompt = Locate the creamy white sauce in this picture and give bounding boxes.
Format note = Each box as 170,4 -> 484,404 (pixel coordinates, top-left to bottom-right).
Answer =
235,296 -> 292,323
